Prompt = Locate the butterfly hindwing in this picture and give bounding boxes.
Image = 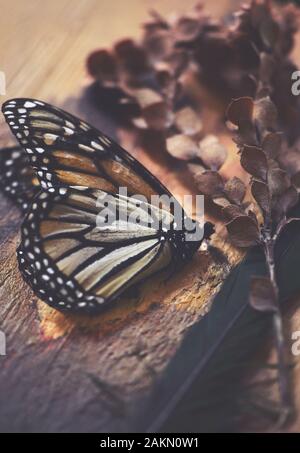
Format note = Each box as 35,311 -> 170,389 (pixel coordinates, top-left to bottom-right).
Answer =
18,186 -> 173,312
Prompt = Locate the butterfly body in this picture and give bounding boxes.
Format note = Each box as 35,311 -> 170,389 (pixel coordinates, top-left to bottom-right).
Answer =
2,98 -> 212,313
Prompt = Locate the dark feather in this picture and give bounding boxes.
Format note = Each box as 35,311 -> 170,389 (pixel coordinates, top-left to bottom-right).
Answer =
138,204 -> 300,433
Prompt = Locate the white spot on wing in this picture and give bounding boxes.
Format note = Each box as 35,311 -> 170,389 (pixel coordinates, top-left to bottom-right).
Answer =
91,141 -> 104,151
24,101 -> 36,108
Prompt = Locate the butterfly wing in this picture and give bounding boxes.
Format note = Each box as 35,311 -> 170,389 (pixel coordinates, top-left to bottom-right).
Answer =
2,98 -> 210,313
2,99 -> 176,209
0,145 -> 39,212
18,186 -> 174,312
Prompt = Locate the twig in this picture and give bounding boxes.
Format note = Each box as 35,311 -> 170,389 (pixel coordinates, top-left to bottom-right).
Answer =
263,237 -> 291,427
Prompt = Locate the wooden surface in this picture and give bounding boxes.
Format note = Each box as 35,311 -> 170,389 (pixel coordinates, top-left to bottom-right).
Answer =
0,0 -> 299,433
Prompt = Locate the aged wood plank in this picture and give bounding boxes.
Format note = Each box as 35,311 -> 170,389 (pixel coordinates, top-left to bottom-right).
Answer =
0,0 -> 240,432
1,0 -> 298,434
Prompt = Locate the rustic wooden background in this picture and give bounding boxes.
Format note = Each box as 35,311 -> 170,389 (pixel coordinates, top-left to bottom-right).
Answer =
0,0 -> 300,433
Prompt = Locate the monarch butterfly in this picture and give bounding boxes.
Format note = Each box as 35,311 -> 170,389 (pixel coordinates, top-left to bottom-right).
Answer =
2,98 -> 213,314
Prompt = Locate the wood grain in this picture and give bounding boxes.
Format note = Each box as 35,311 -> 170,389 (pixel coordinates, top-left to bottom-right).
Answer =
0,0 -> 299,433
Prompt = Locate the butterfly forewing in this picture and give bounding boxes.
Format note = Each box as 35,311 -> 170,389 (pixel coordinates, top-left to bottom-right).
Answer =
2,99 -> 176,212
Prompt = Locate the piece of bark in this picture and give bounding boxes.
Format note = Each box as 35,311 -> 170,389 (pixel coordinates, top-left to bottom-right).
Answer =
0,0 -> 298,433
0,188 -> 236,432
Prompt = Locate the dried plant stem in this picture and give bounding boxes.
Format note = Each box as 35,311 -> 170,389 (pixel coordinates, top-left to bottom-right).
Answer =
263,237 -> 291,427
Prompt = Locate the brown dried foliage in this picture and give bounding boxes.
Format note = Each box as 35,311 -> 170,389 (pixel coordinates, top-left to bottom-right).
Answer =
87,0 -> 300,206
86,0 -> 300,427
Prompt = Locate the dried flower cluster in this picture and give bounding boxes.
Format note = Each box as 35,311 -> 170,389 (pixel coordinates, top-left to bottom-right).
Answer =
86,1 -> 300,249
87,5 -> 228,166
207,4 -> 300,423
181,0 -> 300,141
225,95 -> 299,245
87,0 -> 300,204
86,0 -> 300,427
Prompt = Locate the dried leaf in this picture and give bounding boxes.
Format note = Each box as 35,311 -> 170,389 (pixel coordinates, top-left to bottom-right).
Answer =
259,17 -> 279,49
226,97 -> 254,127
259,52 -> 275,85
197,135 -> 228,170
167,50 -> 189,77
224,177 -> 246,204
87,49 -> 118,82
143,102 -> 173,130
193,170 -> 224,196
291,172 -> 300,189
131,88 -> 163,109
222,204 -> 245,220
213,197 -> 231,209
254,96 -> 278,130
268,168 -> 290,197
234,122 -> 257,148
187,162 -> 206,177
249,276 -> 277,313
251,2 -> 269,27
267,158 -> 280,172
251,180 -> 270,214
226,215 -> 260,248
247,209 -> 259,225
262,132 -> 282,159
174,16 -> 201,42
114,39 -> 149,75
143,30 -> 173,60
155,65 -> 173,90
276,186 -> 299,216
166,134 -> 198,160
131,117 -> 148,129
175,107 -> 202,136
280,147 -> 300,178
240,145 -> 268,181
